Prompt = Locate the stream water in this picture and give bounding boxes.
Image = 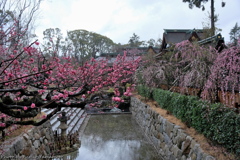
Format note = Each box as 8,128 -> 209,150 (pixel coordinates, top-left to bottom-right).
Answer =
55,114 -> 162,160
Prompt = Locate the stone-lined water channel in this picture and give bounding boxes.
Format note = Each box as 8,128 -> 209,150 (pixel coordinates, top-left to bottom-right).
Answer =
57,114 -> 162,160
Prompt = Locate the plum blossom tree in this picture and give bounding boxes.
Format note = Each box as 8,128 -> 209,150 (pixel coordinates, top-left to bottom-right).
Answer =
0,28 -> 141,134
136,41 -> 217,91
0,0 -> 141,139
171,41 -> 217,93
137,38 -> 239,104
202,40 -> 240,103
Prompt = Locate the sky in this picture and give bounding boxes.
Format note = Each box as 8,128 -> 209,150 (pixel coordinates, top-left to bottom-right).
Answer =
35,0 -> 240,44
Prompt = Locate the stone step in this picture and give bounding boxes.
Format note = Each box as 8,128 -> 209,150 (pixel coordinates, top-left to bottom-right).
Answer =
46,107 -> 88,135
67,109 -> 84,126
41,108 -> 53,114
69,112 -> 88,134
67,109 -> 85,134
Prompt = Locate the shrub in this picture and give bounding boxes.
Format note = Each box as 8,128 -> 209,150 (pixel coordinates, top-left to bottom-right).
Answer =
137,86 -> 240,156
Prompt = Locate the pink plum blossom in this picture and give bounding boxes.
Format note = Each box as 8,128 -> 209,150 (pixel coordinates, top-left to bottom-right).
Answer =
30,103 -> 36,108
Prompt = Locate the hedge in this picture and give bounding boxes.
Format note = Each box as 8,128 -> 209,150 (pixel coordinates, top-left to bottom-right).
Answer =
137,85 -> 240,156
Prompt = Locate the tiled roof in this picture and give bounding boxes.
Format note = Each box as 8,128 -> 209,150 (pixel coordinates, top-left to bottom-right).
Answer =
95,56 -> 141,64
160,29 -> 205,51
163,29 -> 204,44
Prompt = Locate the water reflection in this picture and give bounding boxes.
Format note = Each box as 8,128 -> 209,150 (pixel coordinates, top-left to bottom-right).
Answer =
56,114 -> 161,160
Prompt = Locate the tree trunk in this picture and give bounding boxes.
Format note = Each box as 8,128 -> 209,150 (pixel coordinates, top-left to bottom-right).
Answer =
211,0 -> 215,36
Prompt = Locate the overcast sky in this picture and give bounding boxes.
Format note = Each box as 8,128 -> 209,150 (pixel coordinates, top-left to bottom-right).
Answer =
35,0 -> 240,44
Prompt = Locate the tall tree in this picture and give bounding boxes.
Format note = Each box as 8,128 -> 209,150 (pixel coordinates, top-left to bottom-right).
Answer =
202,12 -> 221,38
88,32 -> 115,58
183,0 -> 226,36
128,33 -> 142,47
229,22 -> 240,46
42,28 -> 64,57
67,29 -> 114,65
146,39 -> 156,47
0,0 -> 42,47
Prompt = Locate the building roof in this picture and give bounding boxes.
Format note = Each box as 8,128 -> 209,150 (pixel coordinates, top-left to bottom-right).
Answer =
160,29 -> 204,51
95,56 -> 141,65
198,33 -> 226,52
98,46 -> 160,57
198,33 -> 223,45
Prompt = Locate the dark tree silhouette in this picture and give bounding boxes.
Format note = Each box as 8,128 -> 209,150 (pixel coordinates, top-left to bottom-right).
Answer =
183,0 -> 226,36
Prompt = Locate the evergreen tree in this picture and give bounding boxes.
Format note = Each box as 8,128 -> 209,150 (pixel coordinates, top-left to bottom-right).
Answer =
183,0 -> 226,36
229,22 -> 240,46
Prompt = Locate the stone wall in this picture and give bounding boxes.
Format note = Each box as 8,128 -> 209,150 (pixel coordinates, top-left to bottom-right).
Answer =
130,97 -> 215,160
0,121 -> 56,159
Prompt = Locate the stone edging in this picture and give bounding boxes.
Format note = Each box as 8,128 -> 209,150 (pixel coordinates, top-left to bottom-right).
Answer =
130,97 -> 215,160
0,121 -> 56,159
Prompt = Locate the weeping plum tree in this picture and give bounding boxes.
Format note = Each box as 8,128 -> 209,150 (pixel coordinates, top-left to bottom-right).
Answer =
137,38 -> 239,103
202,40 -> 240,103
136,41 -> 217,92
172,41 -> 217,92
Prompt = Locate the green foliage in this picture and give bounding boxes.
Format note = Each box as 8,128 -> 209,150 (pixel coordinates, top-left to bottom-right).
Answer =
229,22 -> 240,46
128,33 -> 142,47
66,29 -> 115,64
136,85 -> 152,99
137,85 -> 240,156
107,87 -> 114,93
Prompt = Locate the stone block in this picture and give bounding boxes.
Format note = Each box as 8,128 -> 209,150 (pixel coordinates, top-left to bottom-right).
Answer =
23,133 -> 29,141
145,114 -> 150,120
160,140 -> 165,149
21,147 -> 32,156
27,130 -> 33,140
13,137 -> 25,154
147,108 -> 151,114
44,138 -> 48,145
34,133 -> 40,140
44,144 -> 51,154
159,148 -> 164,157
172,144 -> 182,158
176,130 -> 187,148
161,118 -> 167,133
152,136 -> 160,147
173,125 -> 181,137
205,155 -> 216,160
165,120 -> 174,136
156,123 -> 160,132
190,139 -> 197,150
181,155 -> 187,160
159,123 -> 164,133
191,152 -> 197,160
163,132 -> 172,146
40,128 -> 47,136
33,140 -> 40,149
45,129 -> 51,140
181,136 -> 192,154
